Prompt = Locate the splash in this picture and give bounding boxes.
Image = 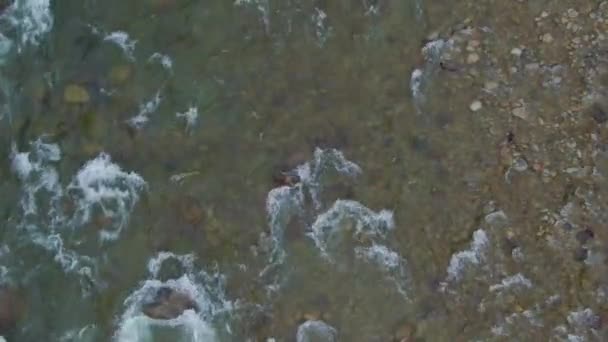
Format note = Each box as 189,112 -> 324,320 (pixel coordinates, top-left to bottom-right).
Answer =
11,141 -> 146,288
66,153 -> 146,241
115,252 -> 232,342
443,229 -> 489,284
296,320 -> 337,342
149,52 -> 173,72
355,244 -> 410,298
176,106 -> 199,131
127,90 -> 162,129
308,199 -> 394,260
104,31 -> 137,60
2,0 -> 53,52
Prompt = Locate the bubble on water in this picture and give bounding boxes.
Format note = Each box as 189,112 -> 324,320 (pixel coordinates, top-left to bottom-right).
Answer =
443,229 -> 489,285
312,8 -> 332,46
127,90 -> 162,129
103,31 -> 137,60
2,0 -> 53,52
296,320 -> 337,342
149,52 -> 173,72
66,153 -> 146,241
115,253 -> 233,342
176,106 -> 199,131
355,244 -> 409,298
308,200 -> 393,260
489,273 -> 533,293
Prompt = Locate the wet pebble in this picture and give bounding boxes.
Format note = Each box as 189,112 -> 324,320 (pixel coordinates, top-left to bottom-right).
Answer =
470,100 -> 483,112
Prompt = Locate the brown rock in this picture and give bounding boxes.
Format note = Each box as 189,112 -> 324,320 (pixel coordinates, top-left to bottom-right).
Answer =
142,287 -> 198,320
394,322 -> 415,342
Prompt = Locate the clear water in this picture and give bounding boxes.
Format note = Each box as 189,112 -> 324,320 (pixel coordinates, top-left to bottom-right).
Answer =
2,0 -> 608,341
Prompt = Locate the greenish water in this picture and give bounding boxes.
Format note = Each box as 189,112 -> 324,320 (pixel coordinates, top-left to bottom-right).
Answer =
1,0 -> 608,341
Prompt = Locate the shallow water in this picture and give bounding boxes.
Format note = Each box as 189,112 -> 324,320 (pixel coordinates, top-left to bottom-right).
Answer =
2,0 -> 608,341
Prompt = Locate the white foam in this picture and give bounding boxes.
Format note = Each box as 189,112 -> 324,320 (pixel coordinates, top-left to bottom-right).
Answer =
312,8 -> 332,46
104,31 -> 137,60
355,244 -> 409,298
4,0 -> 53,51
234,0 -> 270,32
115,253 -> 233,342
445,229 -> 489,283
149,52 -> 173,71
410,69 -> 424,101
308,199 -> 394,260
12,141 -> 146,287
147,252 -> 196,278
176,106 -> 199,130
296,320 -> 337,342
115,276 -> 219,342
489,273 -> 533,292
67,153 -> 146,241
11,140 -> 62,215
127,91 -> 162,129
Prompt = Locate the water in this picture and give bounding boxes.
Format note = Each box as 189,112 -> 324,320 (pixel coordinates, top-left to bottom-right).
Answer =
2,0 -> 608,341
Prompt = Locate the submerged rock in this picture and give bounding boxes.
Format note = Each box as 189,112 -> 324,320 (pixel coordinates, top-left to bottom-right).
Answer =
0,287 -> 25,335
63,84 -> 90,104
142,287 -> 198,320
296,320 -> 337,342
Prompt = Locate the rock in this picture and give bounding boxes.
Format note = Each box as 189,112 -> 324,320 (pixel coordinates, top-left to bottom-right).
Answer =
512,106 -> 528,120
177,196 -> 204,226
63,84 -> 90,104
573,247 -> 588,262
142,287 -> 198,320
394,322 -> 415,341
575,228 -> 594,244
510,47 -> 523,57
466,53 -> 480,64
590,104 -> 608,124
0,287 -> 26,335
541,33 -> 554,43
484,81 -> 499,91
470,100 -> 483,112
296,320 -> 337,342
485,210 -> 508,228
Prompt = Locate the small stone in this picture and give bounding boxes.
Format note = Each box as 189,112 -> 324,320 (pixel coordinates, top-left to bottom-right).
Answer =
484,81 -> 499,91
466,53 -> 480,64
470,100 -> 483,112
575,228 -> 595,244
512,157 -> 528,172
512,106 -> 528,120
573,247 -> 588,262
510,48 -> 523,56
541,33 -> 554,43
64,84 -> 90,104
